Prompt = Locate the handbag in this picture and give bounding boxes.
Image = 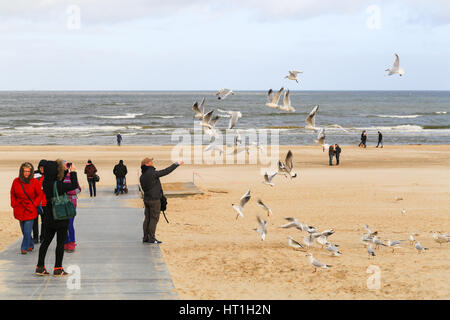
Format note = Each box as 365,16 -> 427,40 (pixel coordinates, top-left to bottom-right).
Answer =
52,181 -> 76,220
93,174 -> 100,182
160,191 -> 169,223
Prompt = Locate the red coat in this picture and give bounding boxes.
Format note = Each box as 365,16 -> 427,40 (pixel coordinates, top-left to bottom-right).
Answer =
10,178 -> 44,221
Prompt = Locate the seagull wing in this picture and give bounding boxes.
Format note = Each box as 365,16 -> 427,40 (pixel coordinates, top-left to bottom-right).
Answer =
192,101 -> 203,118
393,54 -> 400,71
229,112 -> 240,129
285,150 -> 294,171
199,97 -> 206,114
272,87 -> 284,104
239,189 -> 251,208
283,89 -> 291,108
306,105 -> 319,128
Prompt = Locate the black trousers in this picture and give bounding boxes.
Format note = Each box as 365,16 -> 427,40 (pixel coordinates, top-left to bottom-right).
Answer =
32,206 -> 43,240
143,199 -> 161,242
87,178 -> 96,197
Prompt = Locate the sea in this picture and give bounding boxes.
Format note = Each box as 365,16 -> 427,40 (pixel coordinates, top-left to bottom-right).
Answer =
0,91 -> 449,146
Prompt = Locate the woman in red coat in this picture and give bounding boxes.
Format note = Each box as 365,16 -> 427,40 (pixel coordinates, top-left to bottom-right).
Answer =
10,162 -> 44,254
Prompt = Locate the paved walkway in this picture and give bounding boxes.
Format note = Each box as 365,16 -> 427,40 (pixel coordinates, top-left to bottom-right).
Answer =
0,186 -> 178,300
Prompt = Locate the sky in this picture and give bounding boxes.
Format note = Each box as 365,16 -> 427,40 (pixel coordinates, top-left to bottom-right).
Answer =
0,0 -> 449,91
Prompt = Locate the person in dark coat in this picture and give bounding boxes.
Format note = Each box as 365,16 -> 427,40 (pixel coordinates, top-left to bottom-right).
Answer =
117,133 -> 122,146
139,157 -> 183,244
35,160 -> 79,276
32,159 -> 47,244
335,144 -> 342,165
359,130 -> 367,148
328,145 -> 335,166
113,160 -> 128,195
376,131 -> 383,148
84,160 -> 97,197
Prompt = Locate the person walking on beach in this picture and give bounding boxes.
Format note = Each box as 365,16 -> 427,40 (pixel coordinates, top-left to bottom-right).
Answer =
63,161 -> 81,253
140,157 -> 183,244
32,159 -> 47,244
117,133 -> 122,146
35,160 -> 79,276
328,145 -> 335,166
84,160 -> 97,197
10,162 -> 44,254
113,160 -> 127,195
335,144 -> 342,165
359,130 -> 367,148
376,131 -> 383,148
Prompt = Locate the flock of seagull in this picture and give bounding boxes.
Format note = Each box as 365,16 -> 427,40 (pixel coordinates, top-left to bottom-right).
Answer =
190,53 -> 448,272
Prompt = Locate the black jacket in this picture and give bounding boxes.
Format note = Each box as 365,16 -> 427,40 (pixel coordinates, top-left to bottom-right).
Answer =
113,161 -> 128,178
42,161 -> 79,227
335,145 -> 341,155
328,145 -> 335,156
140,163 -> 179,201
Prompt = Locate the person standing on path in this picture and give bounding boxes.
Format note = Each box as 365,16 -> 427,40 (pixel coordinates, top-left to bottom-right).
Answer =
63,161 -> 81,253
117,133 -> 122,146
359,130 -> 367,148
84,160 -> 97,197
35,160 -> 79,276
335,144 -> 342,165
376,131 -> 383,148
32,159 -> 47,244
113,160 -> 128,195
328,144 -> 335,166
139,157 -> 183,244
10,162 -> 44,254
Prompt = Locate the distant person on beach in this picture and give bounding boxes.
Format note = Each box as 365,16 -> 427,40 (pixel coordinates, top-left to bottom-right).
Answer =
10,162 -> 44,254
376,131 -> 383,148
328,144 -> 335,166
140,157 -> 183,244
63,161 -> 81,253
84,160 -> 97,197
113,160 -> 128,195
335,144 -> 342,165
33,159 -> 47,244
35,160 -> 79,276
117,133 -> 122,146
359,130 -> 367,148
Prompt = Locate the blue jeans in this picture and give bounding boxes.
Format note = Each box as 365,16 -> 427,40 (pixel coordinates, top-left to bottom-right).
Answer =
19,220 -> 34,251
329,154 -> 334,165
65,217 -> 75,243
116,177 -> 124,193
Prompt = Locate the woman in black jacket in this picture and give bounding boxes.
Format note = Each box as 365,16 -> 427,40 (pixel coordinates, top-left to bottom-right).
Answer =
35,159 -> 79,276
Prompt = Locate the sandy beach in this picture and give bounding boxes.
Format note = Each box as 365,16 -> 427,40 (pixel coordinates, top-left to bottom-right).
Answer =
0,144 -> 449,299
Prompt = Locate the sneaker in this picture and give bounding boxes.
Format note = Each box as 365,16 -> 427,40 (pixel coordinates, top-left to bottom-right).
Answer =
149,239 -> 162,244
27,247 -> 33,252
53,267 -> 68,276
35,266 -> 49,276
21,250 -> 27,255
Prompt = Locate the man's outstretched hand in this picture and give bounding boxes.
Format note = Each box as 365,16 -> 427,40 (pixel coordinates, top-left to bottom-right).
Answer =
178,161 -> 184,166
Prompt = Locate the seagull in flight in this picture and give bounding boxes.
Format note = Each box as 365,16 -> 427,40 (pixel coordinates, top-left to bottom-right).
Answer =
315,128 -> 329,152
288,236 -> 306,250
279,89 -> 295,112
192,98 -> 206,119
265,87 -> 284,110
281,217 -> 303,230
232,189 -> 251,220
262,172 -> 277,187
217,109 -> 242,129
278,150 -> 297,178
285,70 -> 303,83
216,88 -> 235,100
386,53 -> 405,76
305,105 -> 320,131
257,199 -> 272,216
254,215 -> 268,241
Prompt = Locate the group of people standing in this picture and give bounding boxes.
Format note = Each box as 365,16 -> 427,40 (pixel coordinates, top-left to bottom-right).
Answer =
328,144 -> 342,166
358,130 -> 383,148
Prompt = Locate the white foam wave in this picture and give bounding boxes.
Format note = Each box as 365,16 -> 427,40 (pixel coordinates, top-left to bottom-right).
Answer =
93,113 -> 144,119
376,114 -> 420,119
150,115 -> 183,119
435,111 -> 447,114
28,122 -> 54,126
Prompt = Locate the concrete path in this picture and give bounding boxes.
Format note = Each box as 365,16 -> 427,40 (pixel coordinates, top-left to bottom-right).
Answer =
0,186 -> 178,300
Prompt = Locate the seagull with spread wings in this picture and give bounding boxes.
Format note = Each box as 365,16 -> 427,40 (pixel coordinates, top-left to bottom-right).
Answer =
265,87 -> 284,110
386,53 -> 405,76
285,70 -> 303,83
232,189 -> 251,220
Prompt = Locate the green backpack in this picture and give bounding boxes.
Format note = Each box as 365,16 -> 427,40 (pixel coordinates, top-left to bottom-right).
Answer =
52,181 -> 76,220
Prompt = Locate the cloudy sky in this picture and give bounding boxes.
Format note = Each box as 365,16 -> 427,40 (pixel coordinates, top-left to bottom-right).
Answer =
0,0 -> 449,90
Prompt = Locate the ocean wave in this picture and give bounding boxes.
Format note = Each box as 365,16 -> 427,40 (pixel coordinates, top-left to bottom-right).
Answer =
354,125 -> 450,132
93,113 -> 144,119
375,114 -> 421,119
28,122 -> 54,126
148,115 -> 183,119
435,111 -> 447,114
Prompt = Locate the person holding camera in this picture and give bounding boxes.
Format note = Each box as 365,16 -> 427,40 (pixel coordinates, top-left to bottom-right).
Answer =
35,160 -> 79,276
139,157 -> 183,244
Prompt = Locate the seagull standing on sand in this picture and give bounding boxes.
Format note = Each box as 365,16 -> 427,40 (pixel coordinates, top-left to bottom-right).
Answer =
216,88 -> 235,100
307,253 -> 331,272
386,53 -> 405,76
372,236 -> 387,249
217,109 -> 242,129
265,88 -> 284,110
326,242 -> 342,256
431,232 -> 450,245
409,234 -> 416,245
386,239 -> 403,253
254,215 -> 268,241
368,244 -> 376,258
257,199 -> 272,216
232,189 -> 251,220
288,236 -> 306,250
401,208 -> 407,215
415,241 -> 428,253
285,70 -> 302,83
